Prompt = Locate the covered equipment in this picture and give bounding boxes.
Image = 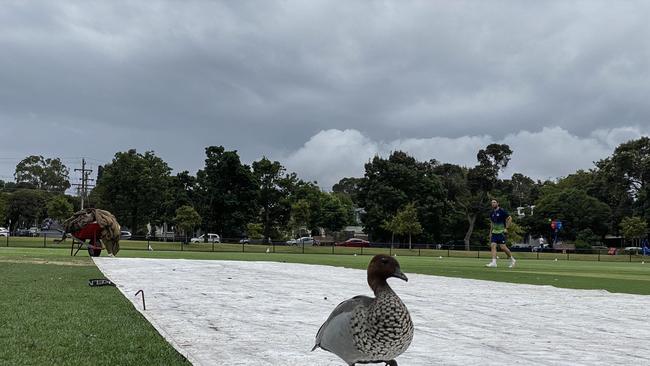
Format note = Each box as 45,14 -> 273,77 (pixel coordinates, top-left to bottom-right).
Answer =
62,208 -> 121,257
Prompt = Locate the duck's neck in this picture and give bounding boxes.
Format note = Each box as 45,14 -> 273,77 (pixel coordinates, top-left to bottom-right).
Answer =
368,277 -> 394,296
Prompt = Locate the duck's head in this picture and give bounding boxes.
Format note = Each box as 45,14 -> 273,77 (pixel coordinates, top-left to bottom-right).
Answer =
368,254 -> 408,285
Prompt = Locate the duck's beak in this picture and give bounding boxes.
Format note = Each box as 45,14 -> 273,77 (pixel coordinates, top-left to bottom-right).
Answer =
393,268 -> 408,282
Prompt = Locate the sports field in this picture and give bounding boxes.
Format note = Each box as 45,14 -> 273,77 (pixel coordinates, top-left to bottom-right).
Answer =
4,236 -> 646,263
1,247 -> 649,365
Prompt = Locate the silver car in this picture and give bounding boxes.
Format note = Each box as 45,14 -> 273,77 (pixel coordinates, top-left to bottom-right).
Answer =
288,237 -> 318,246
190,233 -> 221,243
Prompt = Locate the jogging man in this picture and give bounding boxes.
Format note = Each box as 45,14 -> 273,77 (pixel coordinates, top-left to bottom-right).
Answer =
486,199 -> 516,268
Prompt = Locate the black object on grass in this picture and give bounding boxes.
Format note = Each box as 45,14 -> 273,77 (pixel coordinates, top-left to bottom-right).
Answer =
88,278 -> 115,287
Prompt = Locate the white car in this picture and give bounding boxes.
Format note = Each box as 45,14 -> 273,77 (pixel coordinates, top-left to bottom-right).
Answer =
532,243 -> 552,252
0,227 -> 9,237
190,233 -> 220,243
624,246 -> 642,254
287,237 -> 318,246
28,227 -> 40,236
120,231 -> 132,240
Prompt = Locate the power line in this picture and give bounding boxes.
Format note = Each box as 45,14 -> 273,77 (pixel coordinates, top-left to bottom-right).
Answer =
72,158 -> 95,209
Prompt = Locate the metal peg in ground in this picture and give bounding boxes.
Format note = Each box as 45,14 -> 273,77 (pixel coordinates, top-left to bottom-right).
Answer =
135,289 -> 146,310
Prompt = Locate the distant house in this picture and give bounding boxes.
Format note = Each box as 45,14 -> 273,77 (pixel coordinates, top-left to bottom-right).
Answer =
342,207 -> 368,240
342,226 -> 368,240
146,222 -> 176,239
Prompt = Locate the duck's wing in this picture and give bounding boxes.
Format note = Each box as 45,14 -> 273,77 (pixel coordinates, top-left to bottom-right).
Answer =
313,295 -> 373,351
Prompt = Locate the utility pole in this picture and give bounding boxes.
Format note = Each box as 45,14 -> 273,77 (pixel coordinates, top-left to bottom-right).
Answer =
73,158 -> 94,210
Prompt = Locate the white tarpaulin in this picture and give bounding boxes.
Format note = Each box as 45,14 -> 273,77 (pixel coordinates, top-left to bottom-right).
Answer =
94,258 -> 650,366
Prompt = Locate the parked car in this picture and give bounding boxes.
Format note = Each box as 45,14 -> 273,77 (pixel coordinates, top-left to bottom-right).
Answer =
0,227 -> 9,237
441,240 -> 467,250
14,228 -> 32,237
40,228 -> 66,237
246,238 -> 272,244
28,227 -> 40,236
287,237 -> 318,246
190,233 -> 221,243
532,243 -> 552,252
336,238 -> 370,247
510,243 -> 534,252
589,245 -> 609,254
120,231 -> 132,240
238,237 -> 269,244
624,246 -> 642,254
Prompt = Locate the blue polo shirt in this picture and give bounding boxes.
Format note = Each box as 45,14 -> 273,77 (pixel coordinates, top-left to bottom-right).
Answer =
490,208 -> 509,234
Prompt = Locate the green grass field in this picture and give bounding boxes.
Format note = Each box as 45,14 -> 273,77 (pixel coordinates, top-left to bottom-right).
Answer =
0,250 -> 190,366
1,245 -> 649,365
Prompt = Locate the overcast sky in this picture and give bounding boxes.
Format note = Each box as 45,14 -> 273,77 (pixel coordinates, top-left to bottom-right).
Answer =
1,1 -> 649,191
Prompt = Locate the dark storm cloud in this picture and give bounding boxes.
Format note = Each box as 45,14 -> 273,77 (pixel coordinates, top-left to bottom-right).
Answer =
0,1 -> 649,188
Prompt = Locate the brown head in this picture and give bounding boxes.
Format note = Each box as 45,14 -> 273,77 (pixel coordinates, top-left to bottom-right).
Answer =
367,254 -> 408,292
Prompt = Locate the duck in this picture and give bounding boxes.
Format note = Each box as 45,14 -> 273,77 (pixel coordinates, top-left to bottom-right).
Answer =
313,254 -> 413,366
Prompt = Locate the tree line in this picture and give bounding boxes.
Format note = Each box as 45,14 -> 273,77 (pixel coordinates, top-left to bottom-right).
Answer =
341,137 -> 649,248
1,137 -> 649,246
0,148 -> 353,240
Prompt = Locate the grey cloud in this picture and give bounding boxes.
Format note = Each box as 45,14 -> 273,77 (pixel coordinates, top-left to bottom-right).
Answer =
1,1 -> 649,188
281,126 -> 650,189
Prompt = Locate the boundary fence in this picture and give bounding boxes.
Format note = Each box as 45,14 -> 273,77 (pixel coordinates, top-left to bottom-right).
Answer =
1,234 -> 648,263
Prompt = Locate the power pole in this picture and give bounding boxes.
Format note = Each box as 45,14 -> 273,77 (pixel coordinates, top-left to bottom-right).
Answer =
73,158 -> 95,210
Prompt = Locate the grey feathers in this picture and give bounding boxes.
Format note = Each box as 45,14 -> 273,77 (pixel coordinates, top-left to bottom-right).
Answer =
313,255 -> 413,365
